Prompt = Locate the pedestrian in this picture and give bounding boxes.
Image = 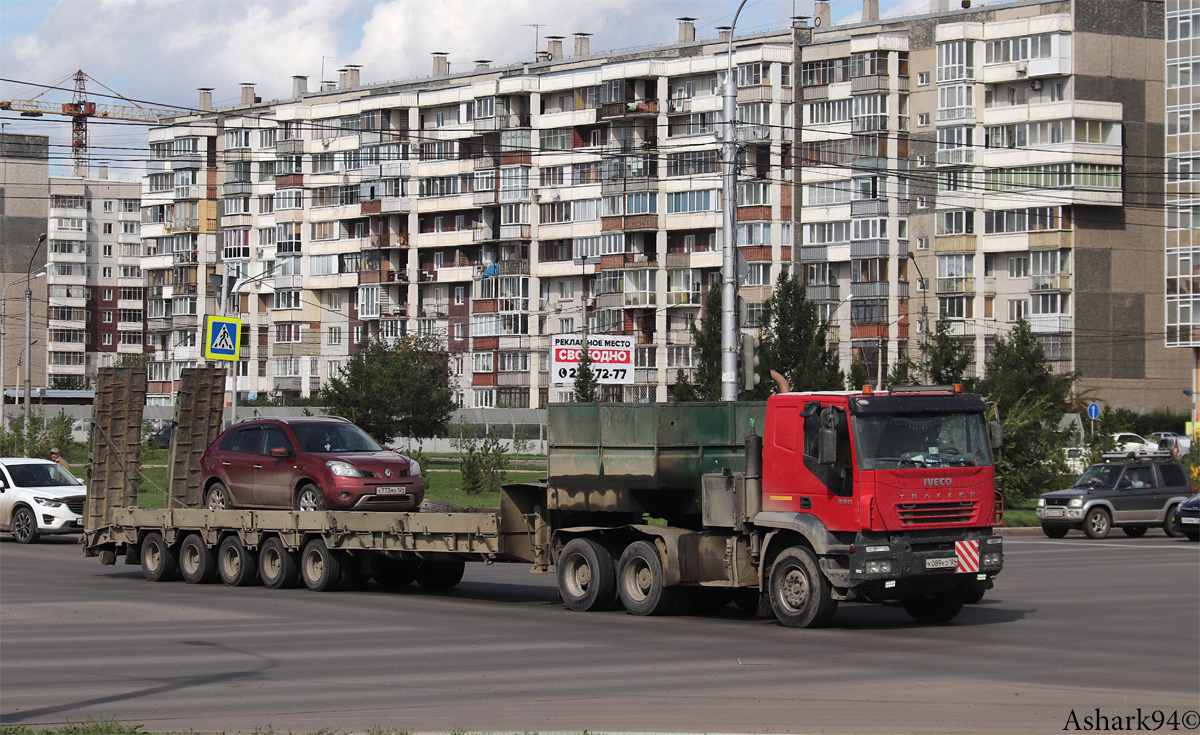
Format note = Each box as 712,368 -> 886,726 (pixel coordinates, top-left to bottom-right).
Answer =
50,447 -> 70,471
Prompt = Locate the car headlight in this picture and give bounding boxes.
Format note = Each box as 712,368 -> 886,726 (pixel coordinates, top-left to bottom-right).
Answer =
1068,498 -> 1083,508
33,497 -> 63,508
326,460 -> 365,477
407,459 -> 421,476
1037,498 -> 1045,507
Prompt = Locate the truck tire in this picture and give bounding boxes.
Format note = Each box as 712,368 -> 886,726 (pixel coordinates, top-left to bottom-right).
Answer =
617,540 -> 679,616
415,559 -> 466,589
1122,526 -> 1148,538
259,537 -> 300,589
10,506 -> 39,544
1083,508 -> 1111,539
217,536 -> 261,587
557,538 -> 617,612
300,539 -> 343,591
768,546 -> 838,628
733,588 -> 770,617
964,584 -> 986,604
179,533 -> 218,584
419,499 -> 466,513
140,532 -> 179,582
902,584 -> 967,623
1041,524 -> 1069,539
372,558 -> 420,588
1163,505 -> 1184,538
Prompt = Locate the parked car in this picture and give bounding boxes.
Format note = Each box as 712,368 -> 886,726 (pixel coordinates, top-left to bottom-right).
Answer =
199,416 -> 424,512
1110,432 -> 1156,455
1173,492 -> 1200,541
148,424 -> 172,449
1154,433 -> 1192,458
1037,459 -> 1192,539
1063,446 -> 1088,475
0,458 -> 87,543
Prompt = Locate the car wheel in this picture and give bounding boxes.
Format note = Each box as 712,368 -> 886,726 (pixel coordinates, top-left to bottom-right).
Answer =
217,536 -> 260,587
902,584 -> 968,624
415,559 -> 466,589
1163,505 -> 1184,538
204,483 -> 232,510
1122,526 -> 1148,538
10,506 -> 40,544
768,546 -> 838,628
557,538 -> 617,612
259,537 -> 300,589
179,534 -> 217,584
1041,524 -> 1069,539
294,483 -> 326,512
617,540 -> 680,616
1083,508 -> 1111,539
140,531 -> 179,582
419,499 -> 465,513
300,539 -> 343,591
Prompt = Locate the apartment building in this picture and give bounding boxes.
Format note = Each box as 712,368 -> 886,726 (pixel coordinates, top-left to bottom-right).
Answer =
799,0 -> 1188,410
44,170 -> 144,389
141,20 -> 800,408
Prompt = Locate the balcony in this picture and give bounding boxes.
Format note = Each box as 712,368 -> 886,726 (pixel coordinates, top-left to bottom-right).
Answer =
500,224 -> 531,239
667,290 -> 701,306
174,184 -> 204,200
472,224 -> 494,242
1030,273 -> 1071,291
805,284 -> 840,301
851,281 -> 889,298
802,85 -> 829,101
473,154 -> 498,171
801,245 -> 828,262
473,189 -> 498,205
937,107 -> 976,124
600,99 -> 659,119
1029,315 -> 1072,334
936,148 -> 974,166
935,235 -> 977,252
936,277 -> 976,294
850,199 -> 889,217
380,196 -> 411,214
498,259 -> 531,276
851,115 -> 889,133
222,181 -> 252,196
380,160 -> 411,178
851,75 -> 889,93
850,239 -> 888,258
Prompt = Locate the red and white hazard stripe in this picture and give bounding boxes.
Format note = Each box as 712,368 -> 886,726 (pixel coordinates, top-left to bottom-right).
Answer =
955,540 -> 980,573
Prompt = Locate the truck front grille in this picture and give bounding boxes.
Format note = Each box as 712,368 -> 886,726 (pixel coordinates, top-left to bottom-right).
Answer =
896,501 -> 976,525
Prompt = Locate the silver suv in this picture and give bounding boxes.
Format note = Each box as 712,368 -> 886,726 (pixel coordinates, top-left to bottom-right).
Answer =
1037,460 -> 1192,539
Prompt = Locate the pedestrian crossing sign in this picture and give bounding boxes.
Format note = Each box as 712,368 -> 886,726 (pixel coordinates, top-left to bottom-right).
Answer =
203,316 -> 241,361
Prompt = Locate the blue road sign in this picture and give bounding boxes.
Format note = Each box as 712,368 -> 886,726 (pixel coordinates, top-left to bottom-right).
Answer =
203,316 -> 241,361
1087,402 -> 1100,420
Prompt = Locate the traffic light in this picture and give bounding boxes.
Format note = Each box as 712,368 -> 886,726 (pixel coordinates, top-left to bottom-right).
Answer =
740,334 -> 761,392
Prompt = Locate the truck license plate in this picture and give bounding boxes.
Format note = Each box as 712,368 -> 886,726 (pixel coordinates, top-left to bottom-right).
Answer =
375,486 -> 407,495
1044,508 -> 1065,518
926,557 -> 957,569
1182,517 -> 1199,525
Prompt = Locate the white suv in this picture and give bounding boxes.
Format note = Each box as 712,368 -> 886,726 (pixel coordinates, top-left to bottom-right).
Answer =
0,458 -> 87,543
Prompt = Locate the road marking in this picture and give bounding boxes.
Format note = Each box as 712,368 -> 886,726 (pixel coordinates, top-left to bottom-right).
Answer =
1006,539 -> 1200,551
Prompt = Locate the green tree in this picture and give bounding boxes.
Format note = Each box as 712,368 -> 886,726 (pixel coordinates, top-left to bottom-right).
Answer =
993,396 -> 1068,506
888,354 -> 919,386
672,287 -> 721,402
752,273 -> 842,396
572,338 -> 599,403
918,319 -> 972,385
977,319 -> 1071,420
320,334 -> 455,444
849,361 -> 870,391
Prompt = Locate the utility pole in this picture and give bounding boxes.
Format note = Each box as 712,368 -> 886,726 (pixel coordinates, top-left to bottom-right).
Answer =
721,0 -> 749,402
24,233 -> 46,436
1,269 -> 44,429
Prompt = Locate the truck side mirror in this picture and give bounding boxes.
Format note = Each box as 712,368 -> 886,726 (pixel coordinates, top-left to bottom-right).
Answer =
818,406 -> 838,465
989,421 -> 1004,450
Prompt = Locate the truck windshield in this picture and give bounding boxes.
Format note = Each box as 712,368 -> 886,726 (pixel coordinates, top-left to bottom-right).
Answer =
853,412 -> 993,469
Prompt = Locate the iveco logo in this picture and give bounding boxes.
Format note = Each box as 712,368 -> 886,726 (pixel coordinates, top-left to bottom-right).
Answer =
384,468 -> 392,478
924,478 -> 952,487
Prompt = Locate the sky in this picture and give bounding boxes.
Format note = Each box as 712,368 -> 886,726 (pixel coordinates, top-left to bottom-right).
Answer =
0,0 -> 949,178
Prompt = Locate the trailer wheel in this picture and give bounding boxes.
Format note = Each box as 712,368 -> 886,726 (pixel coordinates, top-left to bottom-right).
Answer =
902,583 -> 967,623
300,539 -> 343,591
179,534 -> 217,584
557,538 -> 617,612
768,546 -> 838,628
415,559 -> 466,589
617,540 -> 679,616
140,532 -> 179,582
373,558 -> 420,588
259,537 -> 300,589
217,536 -> 261,587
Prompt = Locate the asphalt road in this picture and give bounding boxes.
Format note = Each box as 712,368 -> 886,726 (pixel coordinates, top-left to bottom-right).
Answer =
1,533 -> 1197,734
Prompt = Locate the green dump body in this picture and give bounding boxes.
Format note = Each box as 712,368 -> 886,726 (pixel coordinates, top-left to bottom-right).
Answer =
547,402 -> 767,494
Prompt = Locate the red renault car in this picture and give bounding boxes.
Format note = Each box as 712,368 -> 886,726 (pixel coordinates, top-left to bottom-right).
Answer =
200,416 -> 424,512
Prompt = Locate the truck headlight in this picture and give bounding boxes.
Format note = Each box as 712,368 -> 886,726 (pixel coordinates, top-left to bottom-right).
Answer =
1068,498 -> 1083,508
326,461 -> 364,477
865,559 -> 894,575
33,496 -> 63,508
982,551 -> 1002,568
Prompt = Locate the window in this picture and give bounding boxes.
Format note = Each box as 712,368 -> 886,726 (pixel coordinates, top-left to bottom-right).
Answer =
937,210 -> 974,236
1008,256 -> 1030,279
275,324 -> 302,343
327,291 -> 343,310
541,128 -> 572,151
327,326 -> 342,345
917,71 -> 930,86
667,190 -> 715,213
937,40 -> 974,82
358,285 -> 380,318
626,192 -> 656,215
917,112 -> 930,127
273,290 -> 301,309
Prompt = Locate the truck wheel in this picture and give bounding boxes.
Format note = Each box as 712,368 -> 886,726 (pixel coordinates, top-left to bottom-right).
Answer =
618,540 -> 679,616
294,483 -> 326,512
1083,508 -> 1111,539
733,588 -> 770,617
902,584 -> 967,623
1122,526 -> 1148,538
10,506 -> 40,544
1163,505 -> 1183,538
140,532 -> 179,582
373,558 -> 420,588
217,536 -> 261,587
259,537 -> 300,589
1041,524 -> 1069,539
415,559 -> 466,589
768,546 -> 838,628
557,538 -> 617,612
300,539 -> 343,591
179,533 -> 217,584
964,585 -> 986,604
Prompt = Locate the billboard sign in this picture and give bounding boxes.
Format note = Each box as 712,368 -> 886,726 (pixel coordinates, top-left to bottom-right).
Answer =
550,333 -> 635,385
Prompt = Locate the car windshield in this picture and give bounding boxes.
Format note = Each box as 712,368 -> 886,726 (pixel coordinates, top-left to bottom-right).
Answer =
290,422 -> 383,453
853,411 -> 993,469
1074,465 -> 1121,487
5,463 -> 83,487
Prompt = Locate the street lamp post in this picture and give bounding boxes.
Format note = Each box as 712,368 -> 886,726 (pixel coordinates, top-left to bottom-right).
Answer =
24,233 -> 46,434
721,0 -> 750,401
1,269 -> 45,428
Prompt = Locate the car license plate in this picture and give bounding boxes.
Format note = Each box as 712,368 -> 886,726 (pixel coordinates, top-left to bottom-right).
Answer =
1044,508 -> 1065,518
926,557 -> 957,569
1182,517 -> 1199,525
374,486 -> 408,495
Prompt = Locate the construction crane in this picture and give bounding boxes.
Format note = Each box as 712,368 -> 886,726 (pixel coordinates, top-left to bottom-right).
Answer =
1,70 -> 178,176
